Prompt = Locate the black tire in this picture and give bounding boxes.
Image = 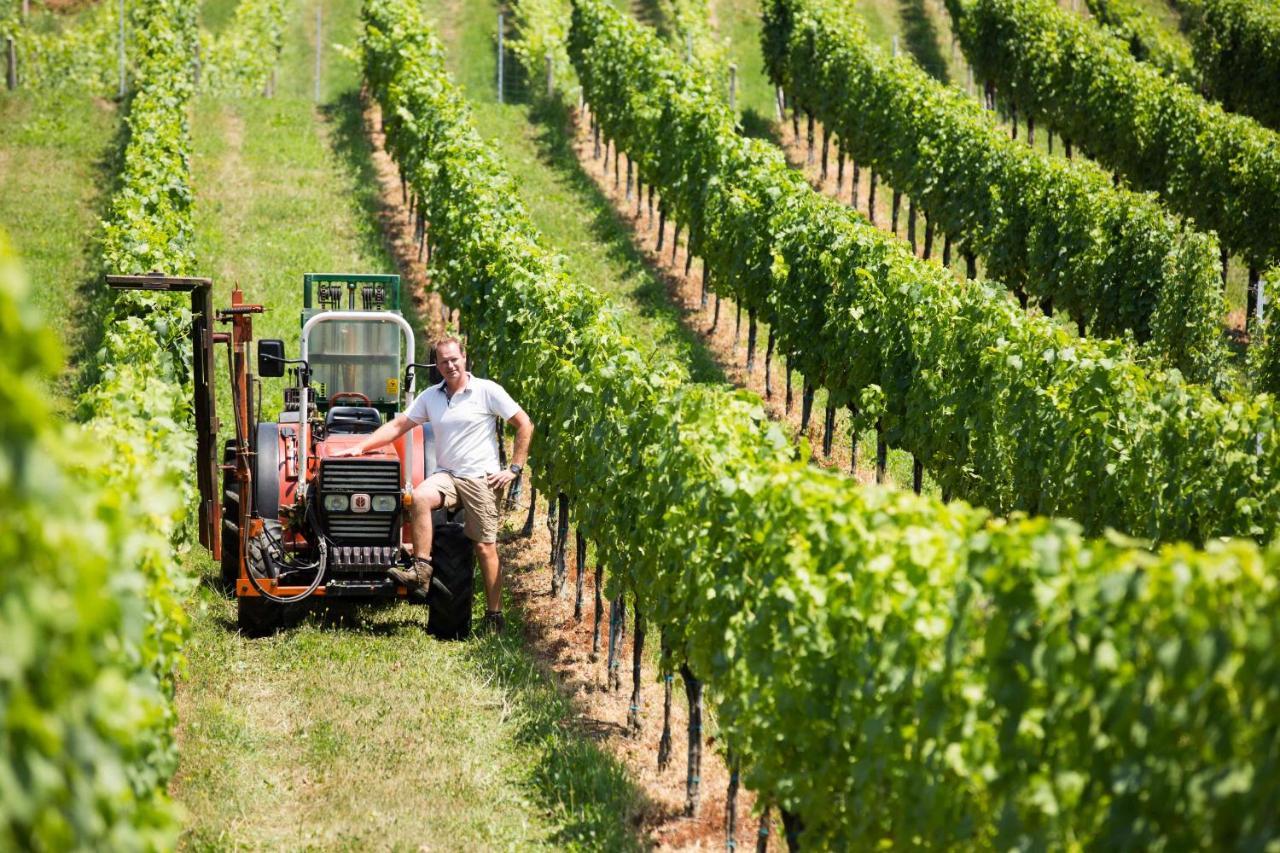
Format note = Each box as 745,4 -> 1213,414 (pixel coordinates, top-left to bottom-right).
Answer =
236,520 -> 292,637
237,594 -> 283,638
219,440 -> 240,596
427,521 -> 475,640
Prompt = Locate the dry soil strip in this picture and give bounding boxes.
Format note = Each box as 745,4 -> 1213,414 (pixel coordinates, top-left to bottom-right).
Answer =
362,96 -> 777,851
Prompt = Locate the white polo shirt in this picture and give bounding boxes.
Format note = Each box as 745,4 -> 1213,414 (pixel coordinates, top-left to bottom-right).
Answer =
404,374 -> 522,478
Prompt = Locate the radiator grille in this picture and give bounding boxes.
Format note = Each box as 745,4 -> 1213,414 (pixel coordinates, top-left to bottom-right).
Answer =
320,459 -> 401,491
320,459 -> 401,544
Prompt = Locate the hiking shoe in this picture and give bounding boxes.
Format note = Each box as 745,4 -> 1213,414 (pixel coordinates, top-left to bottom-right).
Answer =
388,557 -> 433,589
479,610 -> 506,636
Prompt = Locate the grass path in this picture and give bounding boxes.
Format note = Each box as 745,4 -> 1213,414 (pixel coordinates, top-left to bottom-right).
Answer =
173,0 -> 642,847
0,91 -> 119,395
422,0 -> 724,383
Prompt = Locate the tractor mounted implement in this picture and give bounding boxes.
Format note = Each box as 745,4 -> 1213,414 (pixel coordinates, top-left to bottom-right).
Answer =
108,272 -> 474,637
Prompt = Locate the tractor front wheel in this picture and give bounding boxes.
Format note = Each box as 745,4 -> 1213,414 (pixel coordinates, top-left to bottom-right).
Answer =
236,521 -> 294,637
237,595 -> 283,637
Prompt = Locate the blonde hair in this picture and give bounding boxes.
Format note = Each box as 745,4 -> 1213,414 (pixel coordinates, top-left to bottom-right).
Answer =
433,336 -> 465,356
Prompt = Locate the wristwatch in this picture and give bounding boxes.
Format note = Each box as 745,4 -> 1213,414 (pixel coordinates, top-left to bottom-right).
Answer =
509,463 -> 523,475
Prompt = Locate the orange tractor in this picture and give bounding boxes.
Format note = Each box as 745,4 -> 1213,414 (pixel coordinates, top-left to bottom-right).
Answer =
109,272 -> 475,636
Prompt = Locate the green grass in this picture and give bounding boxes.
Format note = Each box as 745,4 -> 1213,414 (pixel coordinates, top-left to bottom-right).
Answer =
0,91 -> 120,393
176,0 -> 647,846
176,552 -> 644,851
421,0 -> 724,383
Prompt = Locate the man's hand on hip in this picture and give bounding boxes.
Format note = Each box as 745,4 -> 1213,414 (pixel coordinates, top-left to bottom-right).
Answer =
486,469 -> 517,489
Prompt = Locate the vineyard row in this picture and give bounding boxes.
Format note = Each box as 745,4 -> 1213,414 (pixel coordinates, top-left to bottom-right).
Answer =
558,0 -> 1280,544
362,0 -> 1280,845
2,0 -> 287,843
0,0 -> 285,96
762,0 -> 1225,382
948,0 -> 1280,279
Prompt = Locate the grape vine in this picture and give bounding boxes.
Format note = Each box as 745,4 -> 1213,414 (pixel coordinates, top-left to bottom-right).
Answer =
567,0 -> 1280,544
948,0 -> 1280,273
1084,0 -> 1197,84
362,0 -> 1280,844
1,0 -> 198,843
761,0 -> 1225,381
1181,0 -> 1280,132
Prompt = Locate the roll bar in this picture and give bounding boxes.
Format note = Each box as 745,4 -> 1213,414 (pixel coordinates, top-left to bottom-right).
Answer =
298,311 -> 417,491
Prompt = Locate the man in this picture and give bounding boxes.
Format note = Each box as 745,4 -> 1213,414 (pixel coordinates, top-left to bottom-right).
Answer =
333,337 -> 534,634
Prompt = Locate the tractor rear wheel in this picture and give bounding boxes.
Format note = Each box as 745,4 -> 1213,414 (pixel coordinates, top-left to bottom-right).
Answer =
426,520 -> 475,640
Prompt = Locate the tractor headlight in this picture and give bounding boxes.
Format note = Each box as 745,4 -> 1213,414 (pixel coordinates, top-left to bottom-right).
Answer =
323,494 -> 349,512
372,494 -> 398,512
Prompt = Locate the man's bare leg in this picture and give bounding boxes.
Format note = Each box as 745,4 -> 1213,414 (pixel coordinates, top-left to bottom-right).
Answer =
475,542 -> 502,612
410,484 -> 443,560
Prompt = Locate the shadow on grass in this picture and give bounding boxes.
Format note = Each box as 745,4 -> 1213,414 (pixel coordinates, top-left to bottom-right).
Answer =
521,94 -> 725,384
897,0 -> 950,82
739,106 -> 783,143
66,97 -> 132,402
464,595 -> 650,852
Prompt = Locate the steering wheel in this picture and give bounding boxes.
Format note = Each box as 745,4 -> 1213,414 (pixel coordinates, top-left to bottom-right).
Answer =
330,391 -> 372,406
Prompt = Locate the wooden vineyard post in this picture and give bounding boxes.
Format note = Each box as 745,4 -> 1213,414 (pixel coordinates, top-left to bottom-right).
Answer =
806,112 -> 814,164
574,530 -> 586,620
628,605 -> 644,733
551,493 -> 569,597
496,12 -> 504,104
681,664 -> 703,817
848,403 -> 859,471
1248,266 -> 1261,330
908,199 -> 917,252
118,0 -> 126,97
313,4 -> 322,103
591,562 -> 604,660
746,311 -> 758,372
520,487 -> 536,536
1220,246 -> 1229,289
876,418 -> 887,484
729,63 -> 737,113
764,328 -> 775,398
785,354 -> 794,413
891,190 -> 902,235
5,37 -> 14,91
867,172 -> 878,225
923,215 -> 934,260
757,807 -> 772,852
726,752 -> 740,851
820,126 -> 829,180
913,457 -> 923,493
657,635 -> 673,769
800,378 -> 814,432
607,595 -> 625,690
822,400 -> 835,457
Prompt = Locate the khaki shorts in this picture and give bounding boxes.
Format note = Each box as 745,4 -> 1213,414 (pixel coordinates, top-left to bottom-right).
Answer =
422,471 -> 500,543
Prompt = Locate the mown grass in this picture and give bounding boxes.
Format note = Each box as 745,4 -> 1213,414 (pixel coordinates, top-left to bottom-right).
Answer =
177,551 -> 644,850
421,0 -> 724,384
0,91 -> 119,396
176,0 -> 646,846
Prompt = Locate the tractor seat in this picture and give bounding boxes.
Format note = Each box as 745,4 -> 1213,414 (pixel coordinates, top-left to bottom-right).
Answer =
326,406 -> 383,434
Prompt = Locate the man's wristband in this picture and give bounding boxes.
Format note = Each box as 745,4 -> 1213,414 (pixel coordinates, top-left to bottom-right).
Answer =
509,463 -> 523,475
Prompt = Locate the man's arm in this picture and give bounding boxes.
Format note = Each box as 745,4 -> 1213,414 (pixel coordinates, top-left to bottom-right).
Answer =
487,410 -> 534,488
331,413 -> 419,457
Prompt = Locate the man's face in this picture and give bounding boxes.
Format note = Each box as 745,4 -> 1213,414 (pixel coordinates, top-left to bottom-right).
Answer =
437,343 -> 465,383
